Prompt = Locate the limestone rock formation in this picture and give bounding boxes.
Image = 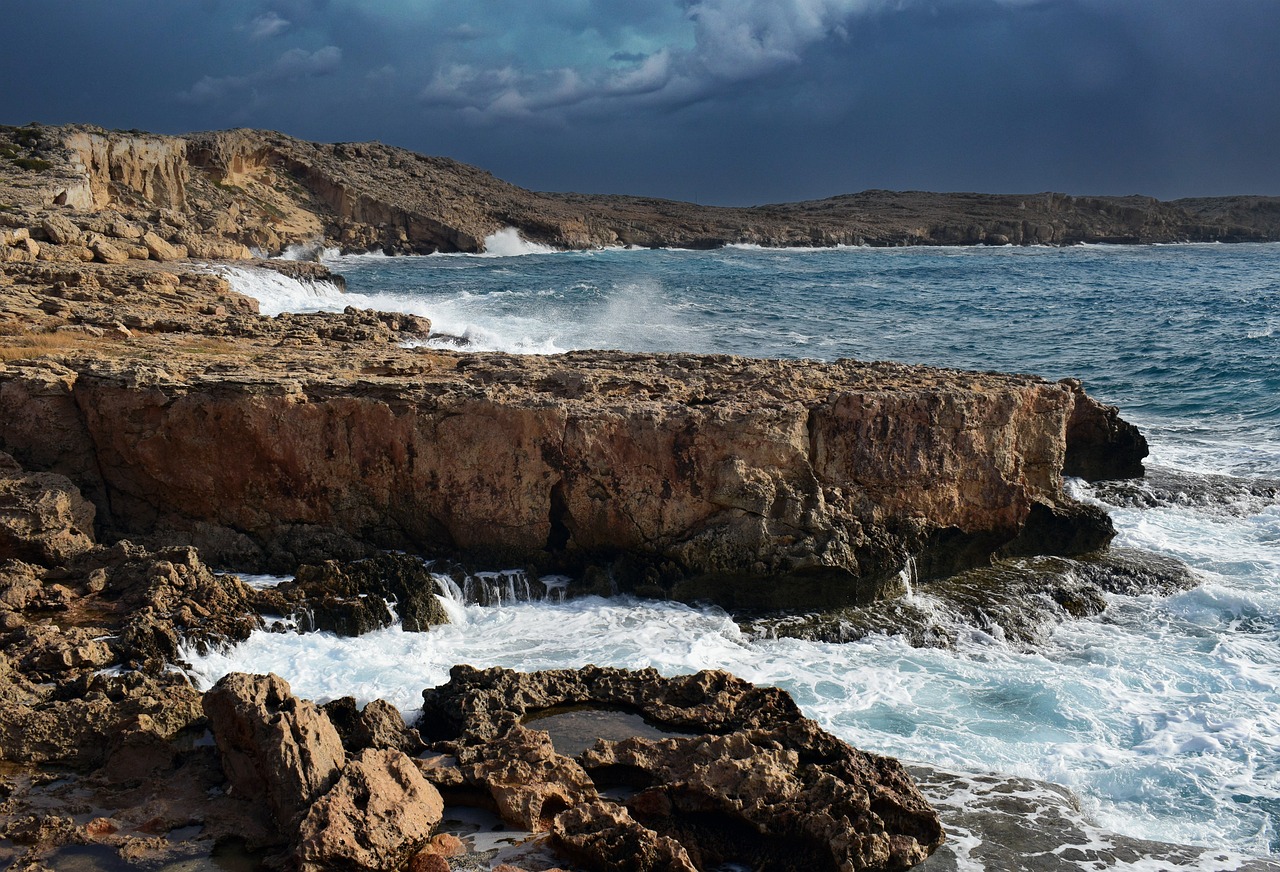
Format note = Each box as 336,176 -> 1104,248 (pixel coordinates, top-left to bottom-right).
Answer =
294,748 -> 444,872
324,696 -> 427,756
0,452 -> 95,566
0,302 -> 1144,609
419,665 -> 945,871
3,124 -> 1279,262
554,801 -> 699,872
201,672 -> 346,830
258,553 -> 450,636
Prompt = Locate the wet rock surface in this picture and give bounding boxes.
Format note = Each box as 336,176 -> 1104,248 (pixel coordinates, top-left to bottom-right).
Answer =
911,767 -> 1280,872
750,547 -> 1200,647
1090,464 -> 1280,515
420,665 -> 945,870
201,672 -> 345,830
256,552 -> 451,636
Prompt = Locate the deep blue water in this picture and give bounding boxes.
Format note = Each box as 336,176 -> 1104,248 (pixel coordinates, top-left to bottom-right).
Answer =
216,242 -> 1280,863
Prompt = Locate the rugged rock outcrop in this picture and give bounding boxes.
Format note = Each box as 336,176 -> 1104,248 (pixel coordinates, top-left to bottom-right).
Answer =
3,123 -> 1279,260
419,665 -> 945,871
255,553 -> 451,636
0,256 -> 1149,610
324,696 -> 427,755
295,748 -> 444,872
0,451 -> 95,566
0,335 -> 1143,609
201,672 -> 346,830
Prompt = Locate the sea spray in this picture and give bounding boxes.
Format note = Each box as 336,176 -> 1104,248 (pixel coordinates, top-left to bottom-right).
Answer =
216,264 -> 351,317
479,227 -> 559,257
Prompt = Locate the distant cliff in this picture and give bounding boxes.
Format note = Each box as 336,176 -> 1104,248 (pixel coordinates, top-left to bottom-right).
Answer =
2,122 -> 1278,258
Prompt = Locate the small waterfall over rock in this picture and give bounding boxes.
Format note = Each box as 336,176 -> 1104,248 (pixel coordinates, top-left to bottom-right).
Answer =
429,564 -> 571,608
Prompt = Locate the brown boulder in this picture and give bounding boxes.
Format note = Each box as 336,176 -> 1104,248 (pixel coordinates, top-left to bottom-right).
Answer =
323,696 -> 426,755
181,235 -> 253,259
41,214 -> 82,246
408,850 -> 452,872
90,237 -> 129,264
0,455 -> 95,566
201,672 -> 345,831
0,559 -> 45,611
464,725 -> 599,831
141,231 -> 182,262
553,802 -> 697,872
294,748 -> 444,871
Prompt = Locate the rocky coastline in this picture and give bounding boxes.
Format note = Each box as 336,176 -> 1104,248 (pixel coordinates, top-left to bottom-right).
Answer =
1,121 -> 1271,871
3,123 -> 1280,260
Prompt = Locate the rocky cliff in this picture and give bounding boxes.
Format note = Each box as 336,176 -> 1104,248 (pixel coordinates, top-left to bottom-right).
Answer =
2,123 -> 1278,259
0,260 -> 1143,610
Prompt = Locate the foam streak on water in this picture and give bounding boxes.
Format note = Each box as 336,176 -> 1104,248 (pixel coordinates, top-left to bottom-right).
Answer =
208,243 -> 1280,861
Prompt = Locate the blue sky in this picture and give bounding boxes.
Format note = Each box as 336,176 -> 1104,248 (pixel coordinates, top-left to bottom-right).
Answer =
3,0 -> 1278,204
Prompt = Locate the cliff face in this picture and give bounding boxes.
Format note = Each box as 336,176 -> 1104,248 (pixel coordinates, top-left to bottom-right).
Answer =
59,130 -> 190,211
2,123 -> 1278,261
0,262 -> 1146,609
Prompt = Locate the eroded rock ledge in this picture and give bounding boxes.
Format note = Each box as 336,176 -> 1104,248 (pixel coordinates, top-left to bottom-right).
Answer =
420,664 -> 946,870
0,336 -> 1145,611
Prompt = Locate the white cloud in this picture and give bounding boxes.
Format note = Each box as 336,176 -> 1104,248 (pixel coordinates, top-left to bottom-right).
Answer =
179,45 -> 343,105
418,0 -> 890,118
272,45 -> 342,77
247,11 -> 292,40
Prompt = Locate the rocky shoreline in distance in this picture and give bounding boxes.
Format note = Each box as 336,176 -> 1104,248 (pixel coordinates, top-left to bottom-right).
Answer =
3,123 -> 1280,258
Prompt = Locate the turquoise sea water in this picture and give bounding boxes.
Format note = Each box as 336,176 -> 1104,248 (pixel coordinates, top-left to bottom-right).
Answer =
203,242 -> 1280,864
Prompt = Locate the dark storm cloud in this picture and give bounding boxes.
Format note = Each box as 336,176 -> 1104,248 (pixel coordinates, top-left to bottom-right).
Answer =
0,0 -> 1277,202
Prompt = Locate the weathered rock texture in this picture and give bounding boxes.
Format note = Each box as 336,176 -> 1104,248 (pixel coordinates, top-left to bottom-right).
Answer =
0,337 -> 1143,607
2,123 -> 1279,260
295,748 -> 444,872
201,672 -> 346,830
0,451 -> 95,566
255,552 -> 451,636
420,665 -> 945,871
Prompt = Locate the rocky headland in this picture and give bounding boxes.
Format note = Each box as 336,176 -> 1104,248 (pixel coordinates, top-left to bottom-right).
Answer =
0,120 -> 1263,871
2,122 -> 1279,259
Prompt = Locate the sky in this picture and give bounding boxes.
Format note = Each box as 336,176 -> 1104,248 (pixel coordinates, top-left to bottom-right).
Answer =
2,0 -> 1278,205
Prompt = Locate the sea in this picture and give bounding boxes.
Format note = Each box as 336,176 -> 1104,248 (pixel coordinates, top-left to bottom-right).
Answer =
189,236 -> 1280,867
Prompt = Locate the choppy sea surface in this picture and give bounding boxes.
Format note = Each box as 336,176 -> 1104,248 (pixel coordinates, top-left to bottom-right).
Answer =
198,240 -> 1280,864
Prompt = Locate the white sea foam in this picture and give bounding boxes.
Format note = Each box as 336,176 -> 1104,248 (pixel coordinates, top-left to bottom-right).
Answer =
274,242 -> 343,261
234,573 -> 293,590
479,227 -> 558,257
184,558 -> 1280,857
216,265 -> 352,318
723,242 -> 866,253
